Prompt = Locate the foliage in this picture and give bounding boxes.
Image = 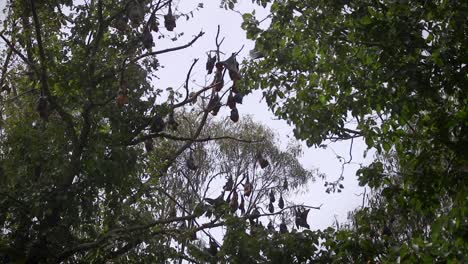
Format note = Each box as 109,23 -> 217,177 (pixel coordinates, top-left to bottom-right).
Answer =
148,115 -> 319,262
1,0 -> 467,262
0,1 -> 321,262
240,0 -> 468,262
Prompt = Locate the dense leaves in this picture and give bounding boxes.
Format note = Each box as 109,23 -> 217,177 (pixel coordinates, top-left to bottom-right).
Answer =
1,0 -> 466,262
1,0 -> 304,262
240,0 -> 468,262
243,0 -> 467,149
0,0 -> 318,256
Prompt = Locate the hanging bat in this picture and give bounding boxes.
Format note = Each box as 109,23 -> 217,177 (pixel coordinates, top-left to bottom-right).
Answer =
257,153 -> 270,169
36,96 -> 50,121
150,115 -> 165,133
268,202 -> 274,213
227,92 -> 236,109
279,220 -> 288,234
233,92 -> 243,104
244,176 -> 253,197
167,112 -> 179,131
149,14 -> 159,32
229,191 -> 238,212
278,194 -> 284,209
239,195 -> 245,215
144,139 -> 154,152
223,176 -> 234,191
267,221 -> 274,232
230,108 -> 239,122
206,53 -> 217,74
269,190 -> 275,203
142,27 -> 154,50
207,238 -> 218,256
164,4 -> 176,31
186,152 -> 198,171
219,53 -> 241,81
294,207 -> 310,229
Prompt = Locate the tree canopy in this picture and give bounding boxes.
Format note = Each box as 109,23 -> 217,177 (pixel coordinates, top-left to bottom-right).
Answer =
0,0 -> 320,262
240,0 -> 467,262
0,0 -> 467,263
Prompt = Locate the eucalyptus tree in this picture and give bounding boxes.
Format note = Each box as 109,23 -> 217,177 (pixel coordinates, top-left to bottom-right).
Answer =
149,115 -> 319,263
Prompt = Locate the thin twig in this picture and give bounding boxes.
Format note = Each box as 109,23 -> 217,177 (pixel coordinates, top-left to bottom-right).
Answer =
182,59 -> 199,104
346,137 -> 354,163
234,44 -> 245,56
361,187 -> 367,208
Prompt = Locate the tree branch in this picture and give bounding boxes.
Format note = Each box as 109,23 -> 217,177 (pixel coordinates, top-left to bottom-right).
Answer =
57,213 -> 198,261
130,31 -> 205,64
30,0 -> 78,146
182,58 -> 198,104
0,49 -> 12,89
252,204 -> 323,218
172,81 -> 217,109
30,0 -> 48,97
215,25 -> 224,61
0,33 -> 35,70
129,132 -> 262,146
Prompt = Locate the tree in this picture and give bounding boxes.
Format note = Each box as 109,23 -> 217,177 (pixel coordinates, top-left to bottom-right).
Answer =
240,0 -> 467,262
0,1 -> 323,262
158,115 -> 319,263
2,0 -> 466,262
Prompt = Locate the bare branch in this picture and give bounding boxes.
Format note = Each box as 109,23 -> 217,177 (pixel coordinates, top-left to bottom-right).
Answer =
182,58 -> 199,104
234,44 -> 245,56
130,31 -> 205,64
215,25 -> 223,60
103,239 -> 142,261
362,187 -> 367,208
172,81 -> 216,109
159,98 -> 211,175
347,137 -> 354,164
